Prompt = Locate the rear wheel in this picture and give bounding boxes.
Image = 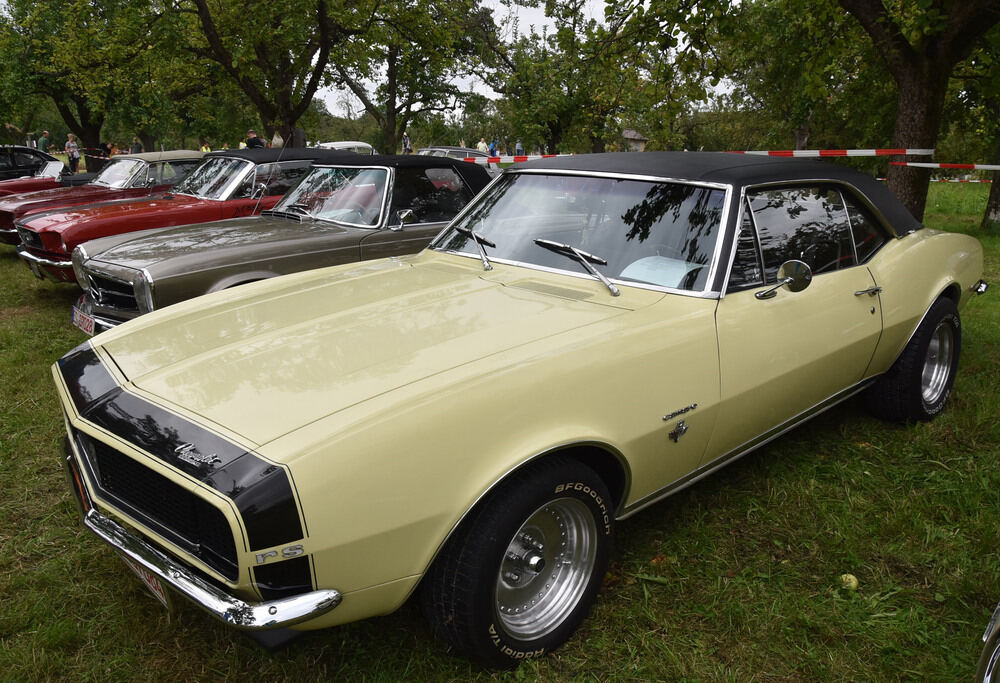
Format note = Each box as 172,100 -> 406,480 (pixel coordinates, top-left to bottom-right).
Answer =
867,297 -> 961,422
421,456 -> 613,668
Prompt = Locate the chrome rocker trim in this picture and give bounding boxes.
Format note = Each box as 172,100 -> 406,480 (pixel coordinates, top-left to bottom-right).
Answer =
70,453 -> 341,630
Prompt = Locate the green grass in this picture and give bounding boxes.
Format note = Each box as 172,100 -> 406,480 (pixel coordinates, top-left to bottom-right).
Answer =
1,183 -> 997,681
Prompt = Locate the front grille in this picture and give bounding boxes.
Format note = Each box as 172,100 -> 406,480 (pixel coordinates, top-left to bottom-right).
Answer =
16,226 -> 42,249
87,271 -> 139,313
75,430 -> 238,580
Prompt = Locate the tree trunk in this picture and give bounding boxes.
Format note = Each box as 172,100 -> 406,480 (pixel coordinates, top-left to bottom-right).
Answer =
983,140 -> 1000,233
884,66 -> 949,223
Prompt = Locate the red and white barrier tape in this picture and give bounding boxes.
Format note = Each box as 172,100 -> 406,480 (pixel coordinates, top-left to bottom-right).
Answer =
462,154 -> 569,164
729,148 -> 934,158
890,161 -> 1000,171
930,178 -> 993,183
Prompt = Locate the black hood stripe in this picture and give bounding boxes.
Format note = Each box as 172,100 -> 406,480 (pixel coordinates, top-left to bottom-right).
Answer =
58,344 -> 304,551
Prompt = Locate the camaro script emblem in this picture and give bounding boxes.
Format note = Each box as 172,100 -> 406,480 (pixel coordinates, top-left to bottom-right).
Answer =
174,443 -> 222,467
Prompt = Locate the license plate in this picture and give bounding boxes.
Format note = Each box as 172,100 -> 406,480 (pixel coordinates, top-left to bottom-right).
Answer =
119,554 -> 173,611
71,305 -> 95,336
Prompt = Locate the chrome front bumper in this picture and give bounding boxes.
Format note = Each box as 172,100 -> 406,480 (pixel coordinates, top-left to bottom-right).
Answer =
64,451 -> 342,630
16,245 -> 72,281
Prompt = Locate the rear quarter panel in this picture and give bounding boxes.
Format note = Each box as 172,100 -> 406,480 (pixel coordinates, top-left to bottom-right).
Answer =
865,229 -> 984,376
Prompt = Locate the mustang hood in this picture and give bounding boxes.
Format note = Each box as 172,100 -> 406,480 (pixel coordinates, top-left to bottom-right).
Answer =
94,254 -> 646,446
20,194 -> 190,234
91,216 -> 349,270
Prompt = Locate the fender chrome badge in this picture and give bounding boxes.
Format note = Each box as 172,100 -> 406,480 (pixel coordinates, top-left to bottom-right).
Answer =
663,403 -> 698,422
174,442 -> 222,467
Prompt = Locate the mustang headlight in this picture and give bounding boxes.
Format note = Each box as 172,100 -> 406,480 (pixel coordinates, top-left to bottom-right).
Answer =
133,269 -> 155,313
72,246 -> 89,291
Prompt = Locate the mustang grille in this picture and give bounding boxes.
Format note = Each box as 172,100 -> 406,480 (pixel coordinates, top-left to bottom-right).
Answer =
75,429 -> 238,580
86,270 -> 139,312
16,226 -> 42,249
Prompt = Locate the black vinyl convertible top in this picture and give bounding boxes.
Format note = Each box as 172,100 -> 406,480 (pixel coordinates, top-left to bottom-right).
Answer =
516,151 -> 920,233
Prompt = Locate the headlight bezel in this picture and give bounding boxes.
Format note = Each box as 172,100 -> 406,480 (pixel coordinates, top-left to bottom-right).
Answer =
132,269 -> 156,313
72,245 -> 90,291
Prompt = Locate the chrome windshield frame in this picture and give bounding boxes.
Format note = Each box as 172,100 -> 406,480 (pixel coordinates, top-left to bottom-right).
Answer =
277,163 -> 393,230
430,168 -> 734,300
172,157 -> 256,201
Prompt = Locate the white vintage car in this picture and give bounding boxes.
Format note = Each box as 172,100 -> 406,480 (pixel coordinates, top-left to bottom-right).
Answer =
53,152 -> 987,667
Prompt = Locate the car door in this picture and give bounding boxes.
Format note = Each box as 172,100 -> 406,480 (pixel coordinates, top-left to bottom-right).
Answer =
361,166 -> 476,259
706,184 -> 886,461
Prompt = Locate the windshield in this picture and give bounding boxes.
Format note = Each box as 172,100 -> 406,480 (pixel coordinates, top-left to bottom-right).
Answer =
432,172 -> 727,292
273,166 -> 388,227
93,158 -> 146,188
171,156 -> 253,200
38,160 -> 64,178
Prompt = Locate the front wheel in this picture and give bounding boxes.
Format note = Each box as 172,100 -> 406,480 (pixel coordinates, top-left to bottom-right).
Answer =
421,456 -> 614,668
867,296 -> 961,422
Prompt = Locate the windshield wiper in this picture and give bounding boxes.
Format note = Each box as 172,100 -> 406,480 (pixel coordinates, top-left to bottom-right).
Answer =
456,226 -> 496,271
284,202 -> 312,216
534,238 -> 620,296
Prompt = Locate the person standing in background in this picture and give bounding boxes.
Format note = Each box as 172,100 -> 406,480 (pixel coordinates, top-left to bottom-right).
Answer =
401,131 -> 412,154
130,136 -> 143,153
38,130 -> 50,152
476,137 -> 488,153
245,129 -> 265,149
64,133 -> 81,173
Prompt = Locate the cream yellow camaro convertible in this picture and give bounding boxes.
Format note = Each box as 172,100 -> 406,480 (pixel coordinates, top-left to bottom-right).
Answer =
53,152 -> 987,667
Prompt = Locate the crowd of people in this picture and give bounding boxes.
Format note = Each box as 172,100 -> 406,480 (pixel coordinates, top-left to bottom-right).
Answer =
17,128 -> 277,174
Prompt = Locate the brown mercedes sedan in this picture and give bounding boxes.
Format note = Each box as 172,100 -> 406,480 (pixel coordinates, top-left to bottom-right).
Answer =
70,154 -> 492,334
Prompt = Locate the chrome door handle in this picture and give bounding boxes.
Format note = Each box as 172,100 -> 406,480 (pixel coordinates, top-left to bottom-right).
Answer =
854,286 -> 882,297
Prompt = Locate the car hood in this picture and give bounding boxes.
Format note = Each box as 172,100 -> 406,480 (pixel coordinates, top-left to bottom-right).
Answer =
0,183 -> 105,211
95,253 -> 653,447
90,215 -> 351,270
20,194 -> 200,234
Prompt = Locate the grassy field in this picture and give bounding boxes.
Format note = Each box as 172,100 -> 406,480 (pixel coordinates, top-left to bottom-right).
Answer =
0,183 -> 997,681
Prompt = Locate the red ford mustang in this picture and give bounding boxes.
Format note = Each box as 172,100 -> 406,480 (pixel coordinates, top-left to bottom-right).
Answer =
16,148 -> 349,283
0,151 -> 203,245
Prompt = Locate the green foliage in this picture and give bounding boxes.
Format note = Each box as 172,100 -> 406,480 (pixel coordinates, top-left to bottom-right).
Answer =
329,0 -> 487,152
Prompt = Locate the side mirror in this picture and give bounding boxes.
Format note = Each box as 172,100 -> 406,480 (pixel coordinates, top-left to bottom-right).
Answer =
391,208 -> 415,231
251,182 -> 267,199
755,259 -> 812,300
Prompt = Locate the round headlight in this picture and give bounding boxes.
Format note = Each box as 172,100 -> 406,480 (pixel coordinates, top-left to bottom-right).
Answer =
72,246 -> 89,291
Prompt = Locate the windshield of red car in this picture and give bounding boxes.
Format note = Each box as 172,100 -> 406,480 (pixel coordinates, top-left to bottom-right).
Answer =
432,172 -> 727,293
92,159 -> 146,189
171,157 -> 254,200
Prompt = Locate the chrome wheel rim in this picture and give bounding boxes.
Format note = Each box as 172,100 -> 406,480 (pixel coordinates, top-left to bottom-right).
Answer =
495,497 -> 597,639
921,321 -> 954,406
